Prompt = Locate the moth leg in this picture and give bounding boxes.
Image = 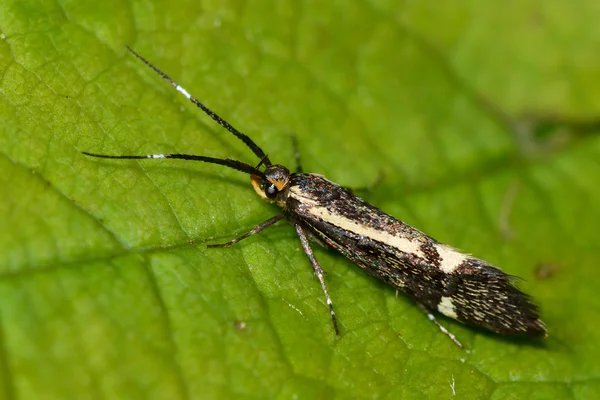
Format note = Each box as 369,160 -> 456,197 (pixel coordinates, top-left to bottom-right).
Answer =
291,134 -> 303,173
417,303 -> 463,349
207,214 -> 285,248
295,224 -> 339,335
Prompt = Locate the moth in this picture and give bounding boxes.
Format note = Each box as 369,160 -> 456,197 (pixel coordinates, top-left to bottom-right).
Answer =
83,47 -> 547,348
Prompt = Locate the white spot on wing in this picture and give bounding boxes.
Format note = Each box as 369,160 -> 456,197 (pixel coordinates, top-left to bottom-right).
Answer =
438,296 -> 457,319
436,244 -> 468,273
176,85 -> 192,99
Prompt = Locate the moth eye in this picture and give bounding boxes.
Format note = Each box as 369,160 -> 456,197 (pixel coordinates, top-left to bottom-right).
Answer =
265,183 -> 278,199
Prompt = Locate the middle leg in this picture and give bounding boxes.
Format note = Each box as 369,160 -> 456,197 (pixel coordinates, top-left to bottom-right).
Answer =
295,223 -> 339,335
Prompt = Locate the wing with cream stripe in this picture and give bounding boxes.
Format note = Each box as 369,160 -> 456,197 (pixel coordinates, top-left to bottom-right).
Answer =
283,173 -> 546,337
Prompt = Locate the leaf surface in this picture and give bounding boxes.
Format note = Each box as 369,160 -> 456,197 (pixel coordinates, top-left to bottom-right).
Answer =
1,1 -> 599,399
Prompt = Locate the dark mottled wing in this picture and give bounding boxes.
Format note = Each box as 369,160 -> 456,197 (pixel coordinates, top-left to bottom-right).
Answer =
284,173 -> 546,337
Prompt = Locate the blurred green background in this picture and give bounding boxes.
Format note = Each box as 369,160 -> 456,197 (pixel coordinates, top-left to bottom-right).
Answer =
1,1 -> 599,399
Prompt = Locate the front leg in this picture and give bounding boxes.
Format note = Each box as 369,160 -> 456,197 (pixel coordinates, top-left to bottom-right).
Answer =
207,214 -> 285,248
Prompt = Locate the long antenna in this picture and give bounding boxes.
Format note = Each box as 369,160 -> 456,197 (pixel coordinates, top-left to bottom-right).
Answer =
82,152 -> 264,177
126,46 -> 271,167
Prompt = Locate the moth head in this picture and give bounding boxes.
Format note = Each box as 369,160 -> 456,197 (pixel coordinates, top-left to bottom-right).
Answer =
251,164 -> 291,203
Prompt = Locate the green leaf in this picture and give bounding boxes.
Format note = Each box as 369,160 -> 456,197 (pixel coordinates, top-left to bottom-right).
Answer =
1,1 -> 599,398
